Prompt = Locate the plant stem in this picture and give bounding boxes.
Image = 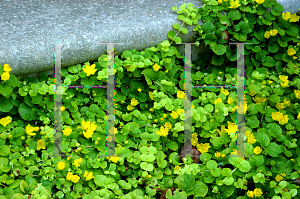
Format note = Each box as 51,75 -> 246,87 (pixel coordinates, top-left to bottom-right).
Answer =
170,11 -> 192,46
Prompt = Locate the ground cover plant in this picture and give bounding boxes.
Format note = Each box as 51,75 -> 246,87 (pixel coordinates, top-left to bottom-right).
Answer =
0,0 -> 300,198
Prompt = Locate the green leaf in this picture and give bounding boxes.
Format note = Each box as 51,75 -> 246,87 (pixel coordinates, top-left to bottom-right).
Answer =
210,43 -> 227,56
202,21 -> 215,34
75,183 -> 82,192
166,141 -> 178,151
286,25 -> 299,36
267,123 -> 282,137
270,94 -> 280,103
180,27 -> 188,34
0,84 -> 13,97
221,168 -> 232,176
193,181 -> 208,197
224,176 -> 234,185
20,180 -> 28,193
266,142 -> 281,157
262,56 -> 275,67
0,99 -> 13,112
122,50 -> 132,59
18,102 -> 32,121
168,30 -> 176,40
228,10 -> 241,20
0,146 -> 10,156
174,37 -> 182,44
207,160 -> 218,170
173,23 -> 181,30
94,175 -> 107,187
175,174 -> 195,192
212,55 -> 224,66
268,42 -> 279,53
256,133 -> 270,147
140,162 -> 153,171
238,160 -> 251,172
220,15 -> 230,25
118,180 -> 132,189
262,0 -> 276,8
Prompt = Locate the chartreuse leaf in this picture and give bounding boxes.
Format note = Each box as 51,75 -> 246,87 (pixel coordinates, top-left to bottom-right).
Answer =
175,174 -> 195,192
193,181 -> 208,197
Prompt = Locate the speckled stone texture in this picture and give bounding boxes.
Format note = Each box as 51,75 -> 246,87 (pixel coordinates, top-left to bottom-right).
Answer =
1,0 -> 299,78
0,0 -> 206,78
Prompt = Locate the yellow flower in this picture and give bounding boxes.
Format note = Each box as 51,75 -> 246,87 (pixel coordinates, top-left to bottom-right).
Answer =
280,172 -> 286,177
276,103 -> 285,110
164,122 -> 172,130
196,143 -> 211,153
57,162 -> 65,170
154,119 -> 158,123
66,172 -> 73,181
160,117 -> 164,121
270,29 -> 278,36
282,12 -> 291,20
287,48 -> 296,56
170,111 -> 179,119
215,151 -> 221,158
228,0 -> 241,9
289,13 -> 300,22
84,171 -> 94,181
253,146 -> 262,154
214,98 -> 222,105
127,105 -> 134,111
264,31 -> 271,39
37,139 -> 46,151
163,114 -> 167,118
278,115 -> 289,125
192,133 -> 198,138
148,175 -> 152,178
236,102 -> 248,114
62,127 -> 72,136
0,116 -> 12,127
191,137 -> 198,146
275,174 -> 283,182
272,112 -> 283,121
131,98 -> 139,106
174,165 -> 180,170
73,158 -> 82,167
176,109 -> 185,115
165,70 -> 168,73
156,126 -> 169,137
67,156 -> 72,161
247,190 -> 254,197
228,97 -> 234,104
138,88 -> 142,92
108,127 -> 118,135
1,72 -> 10,81
253,188 -> 263,197
255,0 -> 264,4
225,121 -> 238,135
25,124 -> 39,135
153,63 -> 160,71
3,64 -> 12,72
247,134 -> 257,144
279,75 -> 289,88
83,64 -> 97,76
60,106 -> 65,111
71,175 -> 80,183
245,130 -> 251,137
106,136 -> 113,142
295,90 -> 300,99
83,129 -> 94,139
221,154 -> 226,158
298,112 -> 300,120
109,156 -> 121,163
231,149 -> 237,155
177,90 -> 185,99
149,108 -> 154,112
293,56 -> 298,60
253,96 -> 267,104
220,88 -> 229,96
218,0 -> 222,4
149,91 -> 154,100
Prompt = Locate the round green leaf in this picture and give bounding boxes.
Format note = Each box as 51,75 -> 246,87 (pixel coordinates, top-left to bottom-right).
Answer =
238,160 -> 251,172
212,55 -> 224,66
268,42 -> 279,53
266,142 -> 281,157
172,23 -> 181,30
0,145 -> 10,156
207,160 -> 218,170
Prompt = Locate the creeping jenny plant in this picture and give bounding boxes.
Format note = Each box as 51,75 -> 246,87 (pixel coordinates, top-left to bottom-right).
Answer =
0,0 -> 300,198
